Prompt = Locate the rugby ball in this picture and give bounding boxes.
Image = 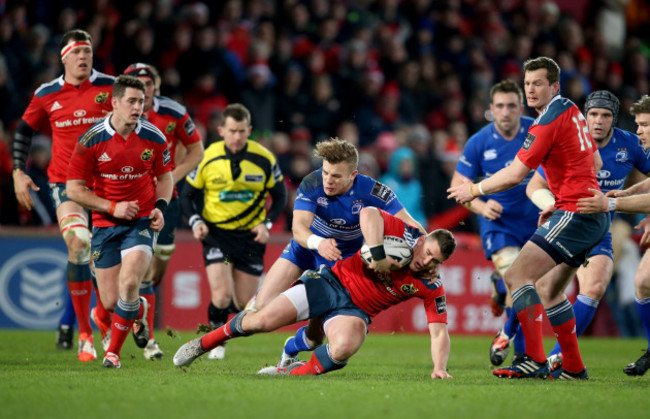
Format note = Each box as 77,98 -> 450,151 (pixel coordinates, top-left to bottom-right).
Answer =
360,235 -> 413,267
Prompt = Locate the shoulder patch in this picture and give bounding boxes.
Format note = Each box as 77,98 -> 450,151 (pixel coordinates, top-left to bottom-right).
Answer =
435,295 -> 447,314
370,181 -> 393,202
523,132 -> 536,151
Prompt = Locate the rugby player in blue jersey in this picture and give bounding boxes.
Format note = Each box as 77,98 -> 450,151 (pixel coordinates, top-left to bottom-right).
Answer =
252,138 -> 426,368
526,90 -> 650,373
450,80 -> 539,366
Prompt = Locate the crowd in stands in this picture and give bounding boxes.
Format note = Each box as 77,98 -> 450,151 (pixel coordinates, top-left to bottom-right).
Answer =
0,0 -> 649,232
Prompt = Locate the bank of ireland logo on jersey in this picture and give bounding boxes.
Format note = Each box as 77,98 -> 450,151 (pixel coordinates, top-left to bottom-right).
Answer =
0,249 -> 68,328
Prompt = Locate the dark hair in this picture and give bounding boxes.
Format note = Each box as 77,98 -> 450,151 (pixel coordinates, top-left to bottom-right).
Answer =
427,229 -> 456,260
222,103 -> 251,125
630,95 -> 650,116
112,75 -> 145,99
523,57 -> 561,85
490,80 -> 524,105
60,29 -> 92,51
314,137 -> 359,169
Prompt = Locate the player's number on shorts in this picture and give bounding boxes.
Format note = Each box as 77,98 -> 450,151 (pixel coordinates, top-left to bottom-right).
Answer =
572,113 -> 591,152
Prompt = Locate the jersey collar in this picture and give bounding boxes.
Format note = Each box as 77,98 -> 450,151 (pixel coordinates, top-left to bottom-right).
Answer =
103,114 -> 143,137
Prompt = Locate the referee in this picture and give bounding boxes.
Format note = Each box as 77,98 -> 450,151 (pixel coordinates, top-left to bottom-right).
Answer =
181,103 -> 287,360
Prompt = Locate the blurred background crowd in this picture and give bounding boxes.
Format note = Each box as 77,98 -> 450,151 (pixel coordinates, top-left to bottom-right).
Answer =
0,0 -> 648,332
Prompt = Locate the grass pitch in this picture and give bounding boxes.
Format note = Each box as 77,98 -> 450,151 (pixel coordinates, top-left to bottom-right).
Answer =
0,330 -> 646,419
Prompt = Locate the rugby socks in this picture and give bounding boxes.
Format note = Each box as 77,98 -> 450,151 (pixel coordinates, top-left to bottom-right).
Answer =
208,302 -> 230,330
546,299 -> 584,373
503,307 -> 519,339
636,297 -> 650,350
283,325 -> 315,357
200,310 -> 251,350
107,298 -> 140,356
512,284 -> 546,363
549,294 -> 598,357
59,290 -> 76,328
66,262 -> 93,337
290,344 -> 347,375
512,324 -> 525,355
139,280 -> 156,339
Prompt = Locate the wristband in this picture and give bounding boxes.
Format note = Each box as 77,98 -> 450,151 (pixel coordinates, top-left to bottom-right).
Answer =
109,201 -> 116,216
607,197 -> 616,212
307,234 -> 325,250
477,181 -> 486,196
369,244 -> 386,261
188,214 -> 203,230
155,198 -> 168,213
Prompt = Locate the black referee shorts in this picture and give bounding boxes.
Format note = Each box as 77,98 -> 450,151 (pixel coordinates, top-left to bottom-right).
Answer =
201,225 -> 265,276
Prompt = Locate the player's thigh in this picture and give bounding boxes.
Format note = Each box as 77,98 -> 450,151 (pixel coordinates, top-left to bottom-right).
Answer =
504,241 -> 557,289
576,254 -> 613,300
244,294 -> 298,332
323,315 -> 367,360
256,258 -> 304,309
206,262 -> 234,293
634,249 -> 650,298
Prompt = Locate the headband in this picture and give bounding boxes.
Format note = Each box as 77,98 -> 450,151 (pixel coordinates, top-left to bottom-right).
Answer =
61,40 -> 92,60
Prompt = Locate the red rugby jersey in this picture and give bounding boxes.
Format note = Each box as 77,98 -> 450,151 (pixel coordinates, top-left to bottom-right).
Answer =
67,118 -> 171,227
332,210 -> 448,324
21,70 -> 114,183
517,95 -> 600,212
144,96 -> 202,197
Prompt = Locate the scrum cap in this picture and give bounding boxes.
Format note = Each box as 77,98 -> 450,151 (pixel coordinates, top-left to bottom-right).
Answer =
584,90 -> 620,122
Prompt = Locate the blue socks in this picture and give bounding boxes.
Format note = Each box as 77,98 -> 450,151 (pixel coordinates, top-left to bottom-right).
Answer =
59,290 -> 76,328
283,326 -> 314,357
637,297 -> 650,350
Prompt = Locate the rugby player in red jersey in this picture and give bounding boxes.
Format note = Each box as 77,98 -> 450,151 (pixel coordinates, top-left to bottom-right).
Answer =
12,29 -> 114,361
174,207 -> 455,379
67,75 -> 172,368
119,63 -> 204,359
448,57 -> 610,380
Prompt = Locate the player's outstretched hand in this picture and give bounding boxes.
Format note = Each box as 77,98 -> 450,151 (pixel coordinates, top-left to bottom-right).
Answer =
447,182 -> 475,205
251,223 -> 270,244
13,170 -> 39,210
149,208 -> 165,232
431,370 -> 453,379
113,200 -> 139,220
606,189 -> 628,198
635,216 -> 650,246
576,188 -> 607,214
318,238 -> 342,261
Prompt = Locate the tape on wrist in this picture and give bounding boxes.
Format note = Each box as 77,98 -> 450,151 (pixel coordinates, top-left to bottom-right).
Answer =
109,201 -> 116,216
607,197 -> 617,212
477,181 -> 486,196
307,234 -> 325,250
189,214 -> 203,230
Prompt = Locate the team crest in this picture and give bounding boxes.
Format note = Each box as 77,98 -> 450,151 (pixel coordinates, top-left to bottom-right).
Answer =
523,133 -> 536,150
91,250 -> 101,261
94,92 -> 109,104
401,283 -> 418,295
165,121 -> 176,134
141,149 -> 153,161
305,271 -> 320,279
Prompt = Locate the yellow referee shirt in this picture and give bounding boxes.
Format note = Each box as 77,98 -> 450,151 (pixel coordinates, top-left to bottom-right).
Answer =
186,140 -> 283,230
